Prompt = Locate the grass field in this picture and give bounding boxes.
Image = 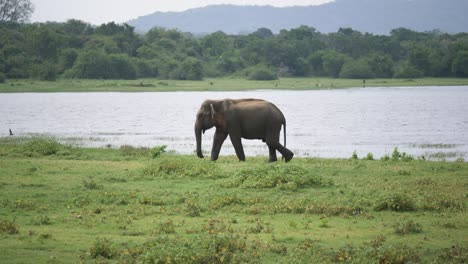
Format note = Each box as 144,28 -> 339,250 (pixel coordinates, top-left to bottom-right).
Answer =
1,77 -> 468,92
0,138 -> 466,263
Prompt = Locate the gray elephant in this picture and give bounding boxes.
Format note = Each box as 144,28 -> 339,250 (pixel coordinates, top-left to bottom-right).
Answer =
194,98 -> 294,162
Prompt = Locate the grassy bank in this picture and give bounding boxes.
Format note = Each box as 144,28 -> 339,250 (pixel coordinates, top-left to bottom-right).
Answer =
0,138 -> 467,263
1,77 -> 468,92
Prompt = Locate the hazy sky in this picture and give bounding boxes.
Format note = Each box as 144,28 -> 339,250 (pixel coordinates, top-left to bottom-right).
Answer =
30,0 -> 334,25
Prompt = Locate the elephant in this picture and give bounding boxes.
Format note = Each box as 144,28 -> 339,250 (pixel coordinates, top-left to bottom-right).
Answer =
194,98 -> 294,162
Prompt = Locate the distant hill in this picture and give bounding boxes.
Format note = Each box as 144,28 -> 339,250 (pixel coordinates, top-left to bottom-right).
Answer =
128,0 -> 468,35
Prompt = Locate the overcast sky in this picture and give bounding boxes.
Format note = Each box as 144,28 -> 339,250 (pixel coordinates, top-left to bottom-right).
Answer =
30,0 -> 334,25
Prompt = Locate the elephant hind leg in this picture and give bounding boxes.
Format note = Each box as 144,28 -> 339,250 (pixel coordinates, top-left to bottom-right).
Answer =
268,146 -> 278,162
266,140 -> 294,162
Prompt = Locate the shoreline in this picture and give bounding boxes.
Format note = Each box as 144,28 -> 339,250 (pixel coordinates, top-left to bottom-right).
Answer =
1,77 -> 468,93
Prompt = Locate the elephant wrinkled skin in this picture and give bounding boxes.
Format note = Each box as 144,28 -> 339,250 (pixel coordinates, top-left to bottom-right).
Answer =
194,98 -> 294,162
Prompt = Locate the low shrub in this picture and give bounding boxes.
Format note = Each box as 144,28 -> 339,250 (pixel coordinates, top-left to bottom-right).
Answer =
221,164 -> 326,190
374,193 -> 416,212
0,219 -> 19,234
437,244 -> 468,263
119,145 -> 150,156
90,237 -> 115,259
152,220 -> 176,235
138,234 -> 252,263
332,236 -> 421,263
383,147 -> 415,162
420,194 -> 465,212
365,152 -> 374,160
82,178 -> 104,190
394,219 -> 423,235
22,138 -> 62,156
150,145 -> 166,158
142,158 -> 222,178
3,137 -> 81,158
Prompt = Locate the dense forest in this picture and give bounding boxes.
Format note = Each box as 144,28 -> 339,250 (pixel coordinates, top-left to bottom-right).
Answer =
1,20 -> 468,82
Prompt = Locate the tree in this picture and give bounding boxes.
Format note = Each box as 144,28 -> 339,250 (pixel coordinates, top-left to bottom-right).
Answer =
171,57 -> 204,80
365,53 -> 394,78
67,50 -> 112,79
251,28 -> 273,38
452,51 -> 468,77
201,31 -> 231,58
393,61 -> 423,78
322,50 -> 349,78
0,0 -> 34,23
246,64 -> 278,80
339,59 -> 374,79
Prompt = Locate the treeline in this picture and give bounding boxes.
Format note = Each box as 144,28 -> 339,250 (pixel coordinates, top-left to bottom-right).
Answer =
1,20 -> 468,81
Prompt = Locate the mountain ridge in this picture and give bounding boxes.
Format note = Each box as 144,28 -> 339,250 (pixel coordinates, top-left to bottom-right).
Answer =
128,0 -> 468,35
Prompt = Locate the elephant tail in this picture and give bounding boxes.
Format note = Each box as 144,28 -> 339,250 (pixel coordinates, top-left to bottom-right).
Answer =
283,121 -> 287,149
282,120 -> 287,161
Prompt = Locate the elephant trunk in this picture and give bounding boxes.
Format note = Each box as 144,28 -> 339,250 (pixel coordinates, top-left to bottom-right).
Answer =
195,121 -> 204,158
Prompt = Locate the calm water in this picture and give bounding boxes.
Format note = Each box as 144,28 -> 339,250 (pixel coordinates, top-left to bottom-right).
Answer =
1,86 -> 467,160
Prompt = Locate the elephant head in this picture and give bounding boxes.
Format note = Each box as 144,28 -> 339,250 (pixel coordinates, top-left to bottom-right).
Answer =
194,100 -> 224,158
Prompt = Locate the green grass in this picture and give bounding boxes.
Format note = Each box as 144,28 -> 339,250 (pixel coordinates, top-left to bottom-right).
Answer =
0,138 -> 467,263
1,77 -> 467,92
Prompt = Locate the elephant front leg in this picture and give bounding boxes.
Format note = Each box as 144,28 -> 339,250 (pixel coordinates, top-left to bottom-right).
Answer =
211,130 -> 228,161
229,134 -> 245,161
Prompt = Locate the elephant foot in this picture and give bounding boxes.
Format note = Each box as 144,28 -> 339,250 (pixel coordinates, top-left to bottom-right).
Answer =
284,152 -> 294,163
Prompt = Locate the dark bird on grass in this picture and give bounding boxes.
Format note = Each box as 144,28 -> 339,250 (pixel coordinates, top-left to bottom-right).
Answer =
9,129 -> 13,136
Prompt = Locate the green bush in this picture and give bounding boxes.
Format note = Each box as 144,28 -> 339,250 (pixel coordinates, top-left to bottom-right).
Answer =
89,237 -> 115,259
142,158 -> 221,178
22,138 -> 62,156
150,145 -> 166,158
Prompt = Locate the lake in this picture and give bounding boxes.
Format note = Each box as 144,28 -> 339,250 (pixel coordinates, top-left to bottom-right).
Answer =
1,86 -> 467,160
